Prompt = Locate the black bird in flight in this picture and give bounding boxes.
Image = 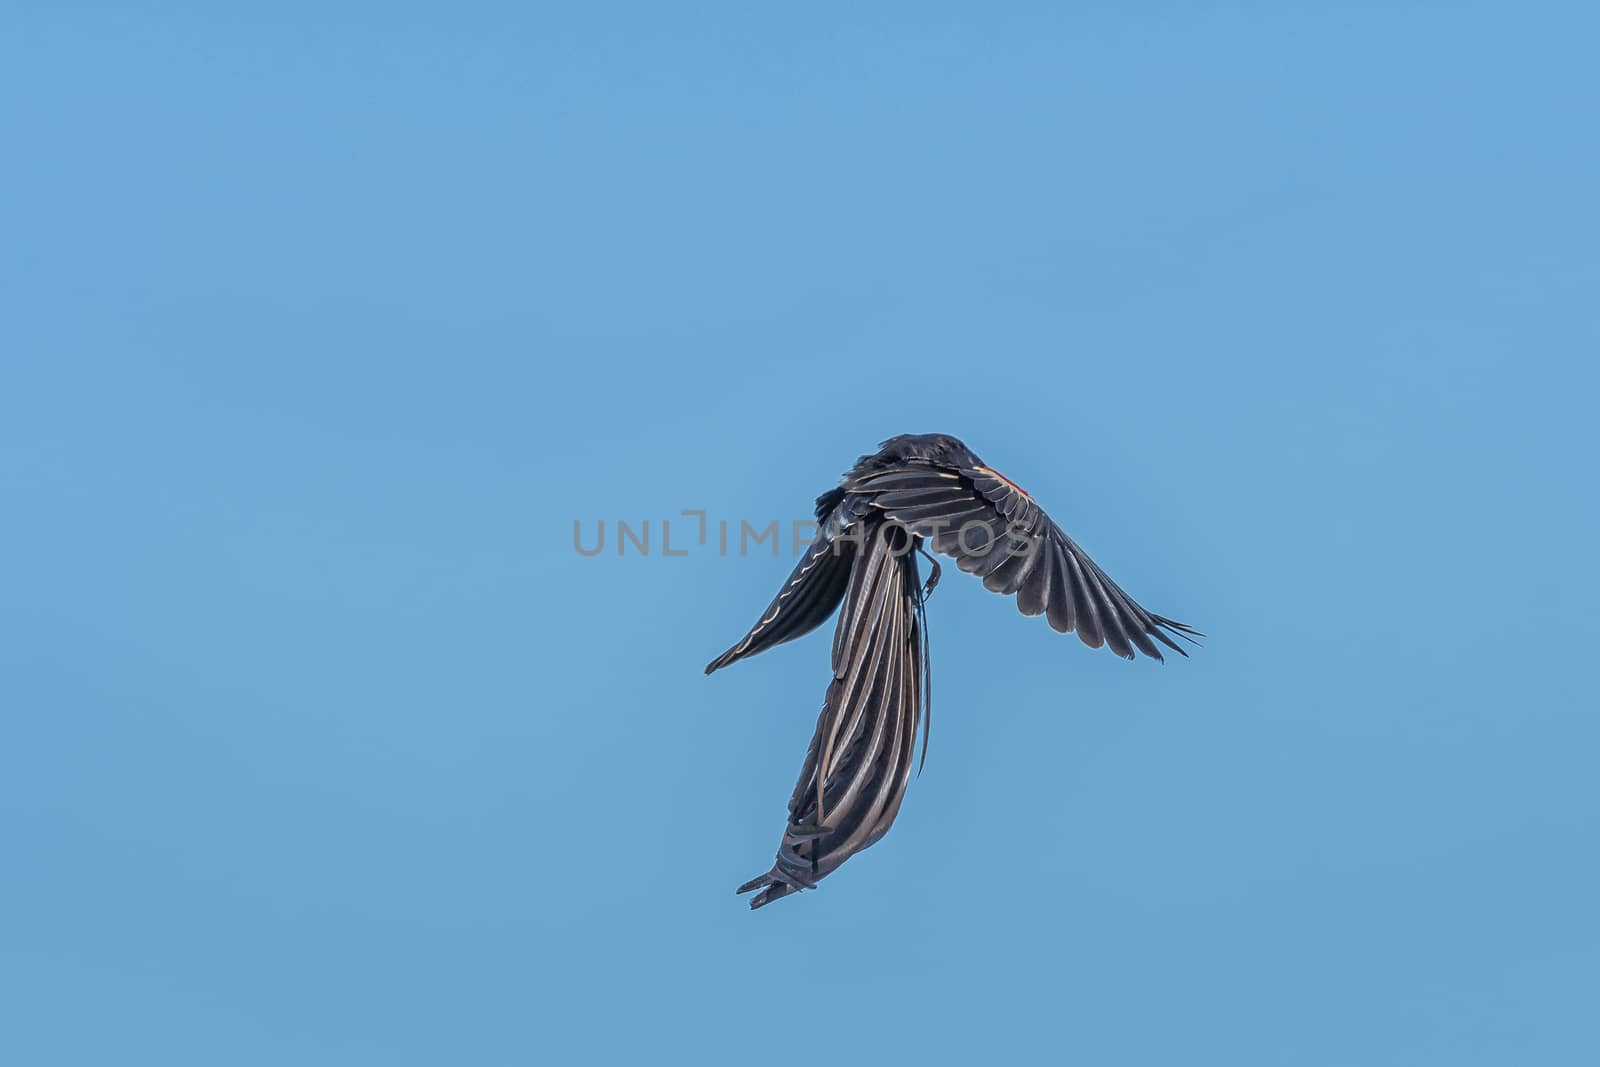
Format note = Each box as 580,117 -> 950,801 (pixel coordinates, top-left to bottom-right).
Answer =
706,433 -> 1200,908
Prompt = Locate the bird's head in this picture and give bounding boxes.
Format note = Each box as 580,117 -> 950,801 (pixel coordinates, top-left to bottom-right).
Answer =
874,433 -> 983,469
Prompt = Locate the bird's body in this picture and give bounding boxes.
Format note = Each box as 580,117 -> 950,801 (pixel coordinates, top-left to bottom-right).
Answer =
707,434 -> 1199,908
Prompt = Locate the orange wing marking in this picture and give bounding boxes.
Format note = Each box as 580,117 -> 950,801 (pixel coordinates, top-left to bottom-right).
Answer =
976,465 -> 1031,499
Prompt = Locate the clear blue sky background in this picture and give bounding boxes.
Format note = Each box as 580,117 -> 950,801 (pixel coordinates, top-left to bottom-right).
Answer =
4,5 -> 1597,1064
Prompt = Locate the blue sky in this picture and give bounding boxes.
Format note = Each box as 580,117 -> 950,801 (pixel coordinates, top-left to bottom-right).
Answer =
4,4 -> 1598,1064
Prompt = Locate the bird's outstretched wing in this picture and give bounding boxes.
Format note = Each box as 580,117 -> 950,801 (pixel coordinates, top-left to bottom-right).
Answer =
736,521 -> 927,909
855,464 -> 1202,660
705,494 -> 874,674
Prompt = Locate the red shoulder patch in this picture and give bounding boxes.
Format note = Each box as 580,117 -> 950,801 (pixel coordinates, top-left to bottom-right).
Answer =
976,466 -> 1031,499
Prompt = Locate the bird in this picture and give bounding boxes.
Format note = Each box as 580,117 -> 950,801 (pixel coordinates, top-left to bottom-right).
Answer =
706,433 -> 1200,908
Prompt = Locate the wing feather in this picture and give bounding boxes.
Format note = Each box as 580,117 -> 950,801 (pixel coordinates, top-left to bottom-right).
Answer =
862,464 -> 1198,660
705,494 -> 872,673
738,521 -> 927,909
